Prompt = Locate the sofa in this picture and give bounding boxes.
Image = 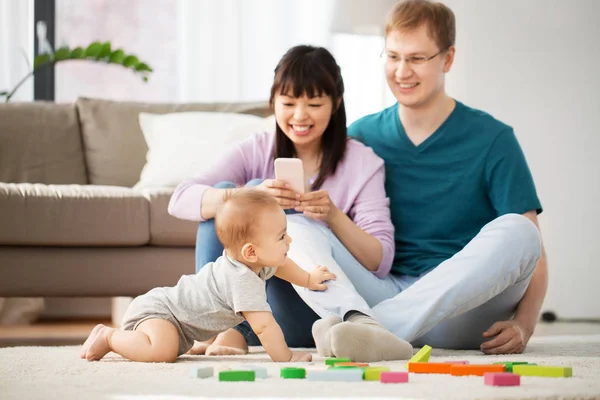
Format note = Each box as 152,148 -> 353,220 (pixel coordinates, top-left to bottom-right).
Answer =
0,98 -> 272,298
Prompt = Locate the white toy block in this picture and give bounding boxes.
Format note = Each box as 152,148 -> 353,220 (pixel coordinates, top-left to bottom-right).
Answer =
189,365 -> 214,379
307,369 -> 363,382
237,364 -> 268,379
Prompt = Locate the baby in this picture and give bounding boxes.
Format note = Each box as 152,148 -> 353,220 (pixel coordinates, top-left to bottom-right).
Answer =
80,189 -> 335,363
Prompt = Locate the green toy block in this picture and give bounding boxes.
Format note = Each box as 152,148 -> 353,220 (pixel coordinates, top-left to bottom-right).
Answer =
512,365 -> 572,378
493,361 -> 535,373
280,367 -> 306,379
405,345 -> 432,368
325,357 -> 352,366
329,365 -> 366,370
219,370 -> 255,381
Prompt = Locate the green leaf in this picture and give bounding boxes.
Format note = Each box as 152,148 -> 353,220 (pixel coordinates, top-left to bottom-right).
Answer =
142,76 -> 148,82
135,62 -> 152,72
34,53 -> 52,70
122,55 -> 139,68
0,91 -> 8,96
53,46 -> 71,61
70,47 -> 85,59
96,42 -> 112,59
109,49 -> 125,64
85,42 -> 103,58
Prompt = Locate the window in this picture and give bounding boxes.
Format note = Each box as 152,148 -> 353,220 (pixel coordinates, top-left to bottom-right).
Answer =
54,0 -> 178,102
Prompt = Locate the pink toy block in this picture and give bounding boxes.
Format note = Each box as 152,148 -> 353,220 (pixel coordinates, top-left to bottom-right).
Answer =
484,372 -> 521,387
444,361 -> 469,364
380,371 -> 409,383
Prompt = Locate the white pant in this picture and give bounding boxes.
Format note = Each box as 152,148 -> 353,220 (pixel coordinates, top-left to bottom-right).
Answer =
285,213 -> 541,349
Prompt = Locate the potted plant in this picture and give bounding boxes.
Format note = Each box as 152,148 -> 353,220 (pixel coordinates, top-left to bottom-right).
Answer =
1,40 -> 152,102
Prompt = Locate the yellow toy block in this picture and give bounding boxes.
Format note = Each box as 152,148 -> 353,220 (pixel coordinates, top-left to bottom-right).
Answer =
405,345 -> 432,368
363,367 -> 390,381
512,365 -> 572,378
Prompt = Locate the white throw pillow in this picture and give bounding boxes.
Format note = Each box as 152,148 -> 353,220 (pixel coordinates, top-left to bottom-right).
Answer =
134,111 -> 275,189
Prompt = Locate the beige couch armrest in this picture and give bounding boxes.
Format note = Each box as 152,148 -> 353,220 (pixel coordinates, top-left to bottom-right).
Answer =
0,183 -> 149,246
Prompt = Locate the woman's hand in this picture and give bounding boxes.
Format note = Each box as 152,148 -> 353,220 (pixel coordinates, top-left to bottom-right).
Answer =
308,265 -> 337,291
256,179 -> 301,209
296,190 -> 340,224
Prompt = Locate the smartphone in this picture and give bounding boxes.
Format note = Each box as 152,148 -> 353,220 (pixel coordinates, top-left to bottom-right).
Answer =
274,158 -> 305,194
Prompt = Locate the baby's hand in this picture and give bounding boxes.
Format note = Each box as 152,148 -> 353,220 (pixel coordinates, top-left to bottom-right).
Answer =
289,351 -> 312,362
308,265 -> 336,291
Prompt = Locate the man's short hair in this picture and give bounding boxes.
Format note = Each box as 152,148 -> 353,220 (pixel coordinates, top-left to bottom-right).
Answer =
215,189 -> 280,250
385,0 -> 456,51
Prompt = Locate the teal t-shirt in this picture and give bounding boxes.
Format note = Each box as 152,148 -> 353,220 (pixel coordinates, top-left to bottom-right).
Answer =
348,101 -> 542,276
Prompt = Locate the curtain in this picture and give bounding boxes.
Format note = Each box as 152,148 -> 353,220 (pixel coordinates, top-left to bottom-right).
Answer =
0,0 -> 34,102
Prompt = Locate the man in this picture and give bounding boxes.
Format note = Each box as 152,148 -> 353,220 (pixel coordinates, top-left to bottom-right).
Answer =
343,0 -> 547,355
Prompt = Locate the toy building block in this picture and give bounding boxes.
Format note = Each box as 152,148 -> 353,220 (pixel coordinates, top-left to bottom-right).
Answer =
329,365 -> 367,370
484,372 -> 521,386
451,364 -> 505,376
280,367 -> 306,379
492,361 -> 535,373
307,369 -> 364,382
380,371 -> 409,383
408,362 -> 453,374
325,357 -> 352,366
364,366 -> 391,381
405,345 -> 432,368
333,362 -> 369,367
512,365 -> 572,378
444,360 -> 469,364
189,365 -> 214,379
219,370 -> 255,382
237,365 -> 267,379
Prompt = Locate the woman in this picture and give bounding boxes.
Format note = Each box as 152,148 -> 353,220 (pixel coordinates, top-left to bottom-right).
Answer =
168,45 -> 412,362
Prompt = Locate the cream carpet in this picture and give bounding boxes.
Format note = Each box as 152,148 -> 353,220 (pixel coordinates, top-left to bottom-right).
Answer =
1,334 -> 599,400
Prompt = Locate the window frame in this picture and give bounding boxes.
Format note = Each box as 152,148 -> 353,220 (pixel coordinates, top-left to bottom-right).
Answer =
34,0 -> 55,101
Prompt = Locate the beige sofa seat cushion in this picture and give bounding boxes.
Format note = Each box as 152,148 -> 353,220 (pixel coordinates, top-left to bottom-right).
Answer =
143,187 -> 198,246
0,102 -> 87,184
0,183 -> 149,246
76,97 -> 271,187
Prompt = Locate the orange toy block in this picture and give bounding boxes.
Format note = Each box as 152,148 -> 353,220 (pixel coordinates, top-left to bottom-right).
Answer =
451,364 -> 506,376
333,362 -> 370,367
408,362 -> 454,374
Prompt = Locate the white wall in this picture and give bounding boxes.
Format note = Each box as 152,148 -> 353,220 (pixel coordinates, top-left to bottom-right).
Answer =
443,0 -> 600,319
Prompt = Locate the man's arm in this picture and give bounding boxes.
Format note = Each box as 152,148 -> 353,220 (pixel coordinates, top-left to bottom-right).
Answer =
514,210 -> 548,334
481,210 -> 548,354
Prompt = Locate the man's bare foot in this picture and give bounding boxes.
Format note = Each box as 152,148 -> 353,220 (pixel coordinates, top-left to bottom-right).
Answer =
85,325 -> 114,361
186,339 -> 215,355
205,329 -> 248,356
80,324 -> 105,359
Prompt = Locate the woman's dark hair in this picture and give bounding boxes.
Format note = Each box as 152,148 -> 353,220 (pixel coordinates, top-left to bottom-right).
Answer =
269,45 -> 347,190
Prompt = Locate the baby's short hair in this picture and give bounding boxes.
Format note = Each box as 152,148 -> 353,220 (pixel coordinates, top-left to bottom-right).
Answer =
215,189 -> 280,250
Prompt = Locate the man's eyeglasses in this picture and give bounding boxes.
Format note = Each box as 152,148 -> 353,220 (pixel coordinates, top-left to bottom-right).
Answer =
380,48 -> 448,67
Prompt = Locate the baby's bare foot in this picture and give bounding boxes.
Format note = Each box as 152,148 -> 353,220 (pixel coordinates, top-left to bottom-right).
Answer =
186,340 -> 211,355
80,324 -> 105,359
205,344 -> 248,356
86,326 -> 114,361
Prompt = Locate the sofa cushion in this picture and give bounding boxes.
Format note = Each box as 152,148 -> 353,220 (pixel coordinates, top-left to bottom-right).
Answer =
0,102 -> 88,184
143,187 -> 198,246
0,183 -> 149,246
135,112 -> 275,189
76,97 -> 272,187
